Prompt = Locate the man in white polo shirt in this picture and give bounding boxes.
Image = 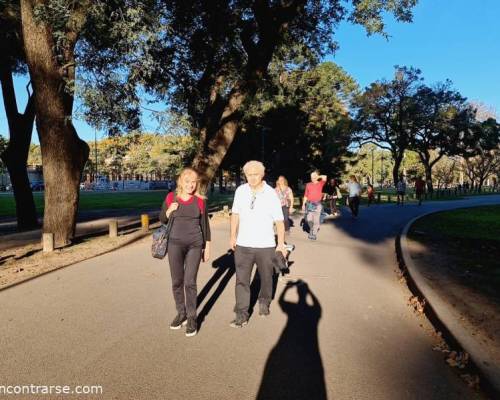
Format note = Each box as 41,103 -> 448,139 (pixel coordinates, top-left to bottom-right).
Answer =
229,160 -> 286,328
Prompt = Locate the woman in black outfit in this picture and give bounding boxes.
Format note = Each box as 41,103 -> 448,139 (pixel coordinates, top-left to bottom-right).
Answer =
159,168 -> 211,337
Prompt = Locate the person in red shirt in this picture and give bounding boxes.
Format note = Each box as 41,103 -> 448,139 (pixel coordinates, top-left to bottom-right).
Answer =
301,170 -> 327,240
414,176 -> 426,206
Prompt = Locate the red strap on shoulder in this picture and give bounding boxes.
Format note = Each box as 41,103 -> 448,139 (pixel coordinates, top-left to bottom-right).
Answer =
165,192 -> 174,207
197,196 -> 205,214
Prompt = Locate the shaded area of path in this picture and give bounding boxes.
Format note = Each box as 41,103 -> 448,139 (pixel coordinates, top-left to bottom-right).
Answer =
0,196 -> 498,399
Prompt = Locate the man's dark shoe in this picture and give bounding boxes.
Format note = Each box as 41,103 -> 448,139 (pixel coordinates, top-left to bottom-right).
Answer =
259,303 -> 270,317
170,314 -> 187,330
185,317 -> 197,337
230,314 -> 248,328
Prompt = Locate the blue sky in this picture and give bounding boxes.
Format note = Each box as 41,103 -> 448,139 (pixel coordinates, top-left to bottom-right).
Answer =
1,0 -> 499,144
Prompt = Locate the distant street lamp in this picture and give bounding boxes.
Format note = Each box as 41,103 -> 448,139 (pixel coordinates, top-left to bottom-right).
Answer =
94,129 -> 98,181
380,154 -> 384,187
371,148 -> 374,185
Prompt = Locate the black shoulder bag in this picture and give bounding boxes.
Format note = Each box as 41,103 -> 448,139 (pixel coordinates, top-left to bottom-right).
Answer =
151,195 -> 176,259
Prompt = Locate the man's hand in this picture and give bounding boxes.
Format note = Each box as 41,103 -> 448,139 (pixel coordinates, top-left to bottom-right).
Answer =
230,213 -> 239,251
276,244 -> 287,258
230,236 -> 237,251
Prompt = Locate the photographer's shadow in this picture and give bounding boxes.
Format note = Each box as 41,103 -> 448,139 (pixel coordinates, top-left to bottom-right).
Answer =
257,280 -> 326,400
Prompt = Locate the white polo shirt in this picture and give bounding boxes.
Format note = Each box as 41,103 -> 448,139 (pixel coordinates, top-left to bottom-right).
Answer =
232,182 -> 284,248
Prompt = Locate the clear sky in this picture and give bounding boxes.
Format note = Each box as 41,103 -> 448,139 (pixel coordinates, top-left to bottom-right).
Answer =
1,0 -> 499,144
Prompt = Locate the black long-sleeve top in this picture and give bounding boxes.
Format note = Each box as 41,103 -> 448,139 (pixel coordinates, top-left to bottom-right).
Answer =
159,192 -> 211,247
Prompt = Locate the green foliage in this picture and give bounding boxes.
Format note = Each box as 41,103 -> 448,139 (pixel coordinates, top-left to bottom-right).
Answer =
410,81 -> 474,163
74,0 -> 417,138
27,143 -> 42,167
228,61 -> 359,185
83,132 -> 198,179
343,144 -> 394,185
0,0 -> 26,73
353,66 -> 422,156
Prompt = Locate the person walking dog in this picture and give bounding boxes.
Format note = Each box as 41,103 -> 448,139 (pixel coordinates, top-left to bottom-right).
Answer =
301,171 -> 327,240
230,161 -> 286,328
159,168 -> 211,337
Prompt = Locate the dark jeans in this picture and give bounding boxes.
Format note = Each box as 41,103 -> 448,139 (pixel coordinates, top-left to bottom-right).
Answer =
167,241 -> 203,318
282,206 -> 290,231
349,196 -> 360,217
234,245 -> 275,318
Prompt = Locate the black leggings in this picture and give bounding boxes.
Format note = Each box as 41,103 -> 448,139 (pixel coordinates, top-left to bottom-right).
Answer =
167,241 -> 203,318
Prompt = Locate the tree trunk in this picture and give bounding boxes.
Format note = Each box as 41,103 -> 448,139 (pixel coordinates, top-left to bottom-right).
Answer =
192,87 -> 245,191
392,153 -> 403,187
21,0 -> 89,246
423,164 -> 434,193
0,66 -> 38,230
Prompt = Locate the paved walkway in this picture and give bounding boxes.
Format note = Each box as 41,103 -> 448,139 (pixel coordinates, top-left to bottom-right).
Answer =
1,196 -> 499,399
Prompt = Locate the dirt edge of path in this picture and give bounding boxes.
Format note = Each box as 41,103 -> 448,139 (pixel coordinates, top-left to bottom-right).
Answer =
396,212 -> 500,400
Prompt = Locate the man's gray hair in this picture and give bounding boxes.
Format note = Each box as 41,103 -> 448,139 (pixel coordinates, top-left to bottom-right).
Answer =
243,160 -> 265,175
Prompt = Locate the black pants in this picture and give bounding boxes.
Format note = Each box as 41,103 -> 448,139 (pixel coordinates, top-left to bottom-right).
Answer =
234,246 -> 275,318
167,240 -> 203,318
349,196 -> 360,217
282,206 -> 290,231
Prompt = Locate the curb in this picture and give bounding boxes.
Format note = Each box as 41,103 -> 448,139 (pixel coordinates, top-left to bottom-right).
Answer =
397,208 -> 500,398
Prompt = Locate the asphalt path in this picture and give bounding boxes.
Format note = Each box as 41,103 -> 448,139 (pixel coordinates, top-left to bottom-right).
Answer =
1,195 -> 499,400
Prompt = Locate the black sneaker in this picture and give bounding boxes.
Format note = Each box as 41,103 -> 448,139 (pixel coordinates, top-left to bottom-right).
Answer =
170,314 -> 187,330
185,317 -> 197,337
259,303 -> 270,317
229,314 -> 248,328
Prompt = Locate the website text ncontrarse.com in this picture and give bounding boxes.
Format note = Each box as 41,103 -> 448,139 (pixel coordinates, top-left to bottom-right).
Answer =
0,384 -> 103,396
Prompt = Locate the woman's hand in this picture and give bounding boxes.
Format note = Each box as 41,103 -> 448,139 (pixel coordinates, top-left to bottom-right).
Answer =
166,202 -> 179,218
203,243 -> 211,262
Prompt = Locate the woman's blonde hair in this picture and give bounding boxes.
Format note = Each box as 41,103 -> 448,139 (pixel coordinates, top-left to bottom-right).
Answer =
175,167 -> 205,198
276,175 -> 289,188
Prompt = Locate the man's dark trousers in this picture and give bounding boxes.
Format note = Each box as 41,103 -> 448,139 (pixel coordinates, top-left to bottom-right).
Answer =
234,245 -> 275,318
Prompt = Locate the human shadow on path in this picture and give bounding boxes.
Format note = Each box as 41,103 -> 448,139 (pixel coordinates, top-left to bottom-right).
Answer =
197,250 -> 235,330
256,280 -> 326,400
248,265 -> 288,317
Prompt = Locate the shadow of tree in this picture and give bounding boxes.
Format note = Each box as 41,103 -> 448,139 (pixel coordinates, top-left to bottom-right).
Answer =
257,280 -> 326,400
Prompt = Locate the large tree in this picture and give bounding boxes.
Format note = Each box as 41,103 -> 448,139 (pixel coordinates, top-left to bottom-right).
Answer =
409,82 -> 475,192
19,0 -> 94,245
461,118 -> 500,190
0,1 -> 38,229
353,66 -> 422,185
81,1 -> 417,189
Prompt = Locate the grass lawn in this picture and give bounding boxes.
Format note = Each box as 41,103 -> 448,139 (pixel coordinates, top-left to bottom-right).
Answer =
0,191 -> 235,218
411,205 -> 500,242
409,205 -> 500,301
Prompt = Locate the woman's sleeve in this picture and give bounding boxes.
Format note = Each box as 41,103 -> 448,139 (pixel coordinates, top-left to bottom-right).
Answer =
204,200 -> 211,241
159,192 -> 173,224
159,200 -> 168,224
